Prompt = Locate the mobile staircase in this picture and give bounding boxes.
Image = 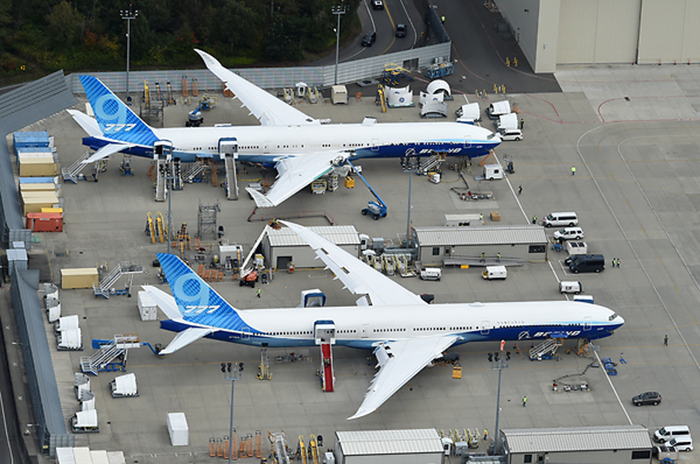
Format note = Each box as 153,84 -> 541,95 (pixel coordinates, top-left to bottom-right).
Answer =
93,262 -> 144,299
62,151 -> 93,183
417,152 -> 446,175
314,321 -> 336,392
529,338 -> 564,361
80,334 -> 141,375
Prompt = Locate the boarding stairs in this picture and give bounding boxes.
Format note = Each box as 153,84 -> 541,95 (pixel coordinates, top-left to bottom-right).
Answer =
417,153 -> 446,175
62,151 -> 93,183
80,334 -> 141,375
182,161 -> 205,183
223,154 -> 239,200
154,158 -> 170,202
315,322 -> 336,392
93,262 -> 144,299
529,338 -> 563,361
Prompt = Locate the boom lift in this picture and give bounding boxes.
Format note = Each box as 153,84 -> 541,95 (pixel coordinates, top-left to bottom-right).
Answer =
346,160 -> 387,220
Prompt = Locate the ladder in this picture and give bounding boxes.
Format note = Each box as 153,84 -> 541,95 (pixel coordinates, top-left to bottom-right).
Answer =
529,338 -> 563,361
79,334 -> 141,375
62,151 -> 93,183
257,348 -> 271,380
417,152 -> 446,175
155,158 -> 170,202
182,161 -> 205,183
93,262 -> 144,298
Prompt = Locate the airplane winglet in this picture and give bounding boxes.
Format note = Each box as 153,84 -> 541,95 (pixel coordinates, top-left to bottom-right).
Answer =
246,187 -> 277,208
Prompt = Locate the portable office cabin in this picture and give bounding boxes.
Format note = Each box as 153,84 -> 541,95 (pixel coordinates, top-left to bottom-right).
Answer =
264,225 -> 360,270
413,226 -> 548,265
501,425 -> 653,464
335,429 -> 444,464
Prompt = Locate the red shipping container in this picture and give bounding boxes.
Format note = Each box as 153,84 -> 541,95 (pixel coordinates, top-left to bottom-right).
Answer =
26,212 -> 63,232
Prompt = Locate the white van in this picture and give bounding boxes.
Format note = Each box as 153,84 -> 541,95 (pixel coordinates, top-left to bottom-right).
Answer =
542,212 -> 578,228
420,268 -> 442,281
553,227 -> 584,241
668,436 -> 693,452
482,265 -> 507,280
655,425 -> 691,443
559,281 -> 582,294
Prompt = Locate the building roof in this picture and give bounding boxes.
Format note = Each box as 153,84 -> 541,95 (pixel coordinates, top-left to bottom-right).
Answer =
414,226 -> 547,246
502,425 -> 653,453
268,225 -> 359,247
336,429 -> 443,455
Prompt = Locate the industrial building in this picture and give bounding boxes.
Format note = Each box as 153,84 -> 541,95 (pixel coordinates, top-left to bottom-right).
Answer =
334,429 -> 444,464
413,225 -> 548,266
262,225 -> 360,269
496,0 -> 700,72
501,425 -> 653,464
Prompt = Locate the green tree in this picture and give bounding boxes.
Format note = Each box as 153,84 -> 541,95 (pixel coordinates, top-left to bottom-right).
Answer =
45,1 -> 85,50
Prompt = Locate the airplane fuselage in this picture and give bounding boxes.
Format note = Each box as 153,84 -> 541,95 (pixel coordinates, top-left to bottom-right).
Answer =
161,300 -> 623,350
83,120 -> 500,164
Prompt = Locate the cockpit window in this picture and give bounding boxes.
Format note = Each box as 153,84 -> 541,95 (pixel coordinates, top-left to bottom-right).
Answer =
608,313 -> 618,321
487,133 -> 495,140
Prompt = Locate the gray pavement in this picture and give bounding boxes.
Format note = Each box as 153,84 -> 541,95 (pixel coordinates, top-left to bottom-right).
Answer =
7,63 -> 700,463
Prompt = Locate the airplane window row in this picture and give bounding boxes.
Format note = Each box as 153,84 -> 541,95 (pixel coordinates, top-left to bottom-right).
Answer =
373,328 -> 407,333
264,331 -> 312,336
414,327 -> 447,331
450,327 -> 474,331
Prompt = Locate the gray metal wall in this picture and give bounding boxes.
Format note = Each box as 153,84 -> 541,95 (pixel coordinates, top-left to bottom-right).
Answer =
66,42 -> 452,94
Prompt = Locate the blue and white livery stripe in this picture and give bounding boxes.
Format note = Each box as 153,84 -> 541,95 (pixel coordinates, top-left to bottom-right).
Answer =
157,253 -> 258,333
79,75 -> 159,146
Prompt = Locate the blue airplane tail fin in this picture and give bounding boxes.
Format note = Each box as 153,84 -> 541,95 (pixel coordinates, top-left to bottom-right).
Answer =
79,75 -> 159,146
157,253 -> 255,332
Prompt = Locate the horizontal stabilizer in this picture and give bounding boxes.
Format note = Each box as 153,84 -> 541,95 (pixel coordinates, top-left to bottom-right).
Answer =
142,285 -> 181,320
66,109 -> 101,137
160,327 -> 215,355
82,143 -> 135,164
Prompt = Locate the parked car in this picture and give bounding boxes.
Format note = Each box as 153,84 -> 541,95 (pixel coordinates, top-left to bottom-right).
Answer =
395,24 -> 407,38
632,391 -> 661,406
498,128 -> 523,141
553,227 -> 584,241
372,0 -> 384,10
361,31 -> 377,47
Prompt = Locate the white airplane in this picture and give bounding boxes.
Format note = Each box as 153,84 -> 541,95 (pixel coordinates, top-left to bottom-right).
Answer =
68,49 -> 501,208
144,221 -> 624,420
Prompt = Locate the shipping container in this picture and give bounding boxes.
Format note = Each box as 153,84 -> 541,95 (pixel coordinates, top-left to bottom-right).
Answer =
61,268 -> 99,289
26,212 -> 63,232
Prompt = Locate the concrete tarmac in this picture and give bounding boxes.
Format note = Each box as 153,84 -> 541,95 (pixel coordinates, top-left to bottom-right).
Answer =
8,63 -> 700,463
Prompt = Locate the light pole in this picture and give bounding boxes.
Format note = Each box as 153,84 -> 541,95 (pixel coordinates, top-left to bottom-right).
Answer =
489,342 -> 510,456
120,5 -> 139,101
331,5 -> 347,85
402,157 -> 419,248
222,362 -> 243,464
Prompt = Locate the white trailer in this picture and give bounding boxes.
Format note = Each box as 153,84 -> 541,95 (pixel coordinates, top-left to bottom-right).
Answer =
110,373 -> 139,398
57,327 -> 82,351
455,103 -> 481,124
167,412 -> 189,446
486,100 -> 511,119
483,163 -> 504,181
71,409 -> 99,433
496,112 -> 518,131
55,314 -> 79,332
331,85 -> 348,105
137,291 -> 158,321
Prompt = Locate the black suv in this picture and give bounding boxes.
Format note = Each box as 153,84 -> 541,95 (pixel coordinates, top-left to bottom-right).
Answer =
361,31 -> 377,47
395,24 -> 407,38
632,391 -> 662,406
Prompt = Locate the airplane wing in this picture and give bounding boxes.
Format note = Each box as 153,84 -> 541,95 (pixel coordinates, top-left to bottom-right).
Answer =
349,335 -> 461,420
247,152 -> 345,208
281,221 -> 428,307
195,49 -> 316,127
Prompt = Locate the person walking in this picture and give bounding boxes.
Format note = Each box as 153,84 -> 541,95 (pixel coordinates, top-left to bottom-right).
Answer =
257,288 -> 262,298
520,118 -> 525,129
518,185 -> 522,195
483,429 -> 488,441
496,252 -> 501,263
612,257 -> 616,268
616,258 -> 621,268
664,334 -> 668,346
571,166 -> 576,176
522,395 -> 527,407
480,252 -> 486,263
532,215 -> 537,224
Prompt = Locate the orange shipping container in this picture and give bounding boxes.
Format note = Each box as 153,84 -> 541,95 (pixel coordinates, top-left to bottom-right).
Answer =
26,212 -> 63,232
